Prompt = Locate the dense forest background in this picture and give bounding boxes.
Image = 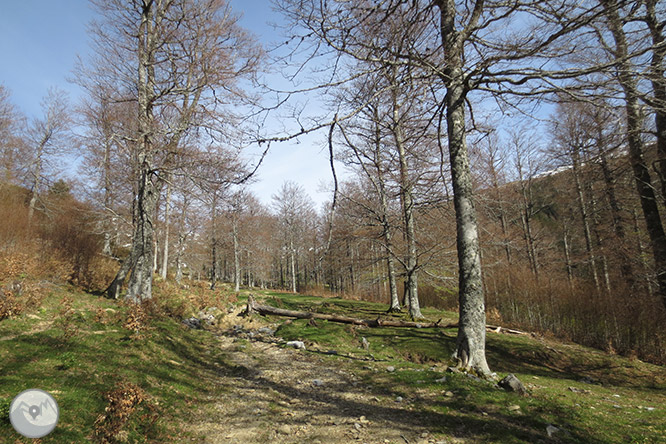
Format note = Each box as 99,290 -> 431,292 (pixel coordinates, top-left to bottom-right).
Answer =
1,0 -> 666,366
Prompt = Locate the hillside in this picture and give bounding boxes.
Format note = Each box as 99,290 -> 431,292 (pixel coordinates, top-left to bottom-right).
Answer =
1,283 -> 664,443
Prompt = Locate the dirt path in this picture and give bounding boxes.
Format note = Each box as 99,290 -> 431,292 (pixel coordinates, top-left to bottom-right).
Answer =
182,325 -> 456,444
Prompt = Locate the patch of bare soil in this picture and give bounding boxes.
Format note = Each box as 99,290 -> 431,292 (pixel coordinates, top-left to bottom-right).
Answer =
182,327 -> 453,444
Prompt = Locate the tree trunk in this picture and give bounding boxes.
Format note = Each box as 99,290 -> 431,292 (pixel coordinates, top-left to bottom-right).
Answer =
106,247 -> 136,299
595,116 -> 634,284
571,148 -> 601,292
391,71 -> 422,320
244,295 -> 450,329
246,249 -> 251,288
644,0 -> 666,206
175,233 -> 185,284
111,1 -> 161,303
210,192 -> 218,290
125,161 -> 157,303
372,109 -> 400,311
101,123 -> 114,255
386,238 -> 401,312
233,219 -> 240,292
290,239 -> 297,293
514,148 -> 539,280
519,208 -> 539,279
27,140 -> 46,223
448,87 -> 490,374
601,0 -> 666,310
153,218 -> 159,273
633,209 -> 654,296
437,0 -> 491,375
563,227 -> 574,292
348,241 -> 356,293
160,176 -> 171,280
27,188 -> 39,222
488,156 -> 512,292
589,191 -> 612,294
174,194 -> 189,284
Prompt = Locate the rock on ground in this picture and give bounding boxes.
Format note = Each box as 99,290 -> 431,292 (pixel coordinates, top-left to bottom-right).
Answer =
498,373 -> 528,396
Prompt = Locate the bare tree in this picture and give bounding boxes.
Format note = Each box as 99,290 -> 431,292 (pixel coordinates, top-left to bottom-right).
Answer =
171,177 -> 198,283
0,86 -> 23,183
22,88 -> 72,222
272,0 -> 593,374
473,133 -> 513,269
77,85 -> 136,257
187,151 -> 245,289
272,181 -> 316,293
225,188 -> 247,292
642,0 -> 666,202
336,71 -> 437,317
598,0 -> 666,309
587,102 -> 635,285
209,185 -> 222,290
432,0 -> 488,374
549,103 -> 604,289
337,102 -> 403,311
83,0 -> 261,301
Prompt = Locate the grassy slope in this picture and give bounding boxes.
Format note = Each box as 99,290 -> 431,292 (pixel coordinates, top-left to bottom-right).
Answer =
0,283 -> 231,443
256,291 -> 666,444
0,284 -> 664,443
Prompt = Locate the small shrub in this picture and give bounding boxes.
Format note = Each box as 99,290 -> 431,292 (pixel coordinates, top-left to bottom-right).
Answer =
150,284 -> 194,320
151,280 -> 237,321
93,382 -> 146,444
123,302 -> 150,339
0,280 -> 44,321
0,290 -> 22,321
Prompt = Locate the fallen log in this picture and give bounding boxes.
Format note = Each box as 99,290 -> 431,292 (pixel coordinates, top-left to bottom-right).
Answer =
242,295 -> 533,335
486,324 -> 532,336
243,295 -> 455,329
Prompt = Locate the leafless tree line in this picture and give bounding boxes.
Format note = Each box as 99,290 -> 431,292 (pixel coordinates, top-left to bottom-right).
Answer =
1,0 -> 666,369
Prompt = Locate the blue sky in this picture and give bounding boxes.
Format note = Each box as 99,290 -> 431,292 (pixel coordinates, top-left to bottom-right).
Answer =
0,0 -> 94,117
0,0 -> 336,209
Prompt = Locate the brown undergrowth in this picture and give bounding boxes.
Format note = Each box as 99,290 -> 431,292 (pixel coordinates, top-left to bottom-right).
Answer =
93,382 -> 157,444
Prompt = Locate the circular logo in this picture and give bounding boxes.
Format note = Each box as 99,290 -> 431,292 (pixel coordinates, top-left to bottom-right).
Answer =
9,389 -> 59,438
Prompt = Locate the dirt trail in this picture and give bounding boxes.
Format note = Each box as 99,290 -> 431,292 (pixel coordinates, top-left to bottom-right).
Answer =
182,327 -> 455,444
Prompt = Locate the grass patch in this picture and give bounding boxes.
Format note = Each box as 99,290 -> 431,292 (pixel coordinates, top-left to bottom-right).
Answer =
0,284 -> 233,443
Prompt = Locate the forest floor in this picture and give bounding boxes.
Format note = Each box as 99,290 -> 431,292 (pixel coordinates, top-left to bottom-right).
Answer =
1,282 -> 665,443
182,291 -> 666,444
185,327 -> 443,444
